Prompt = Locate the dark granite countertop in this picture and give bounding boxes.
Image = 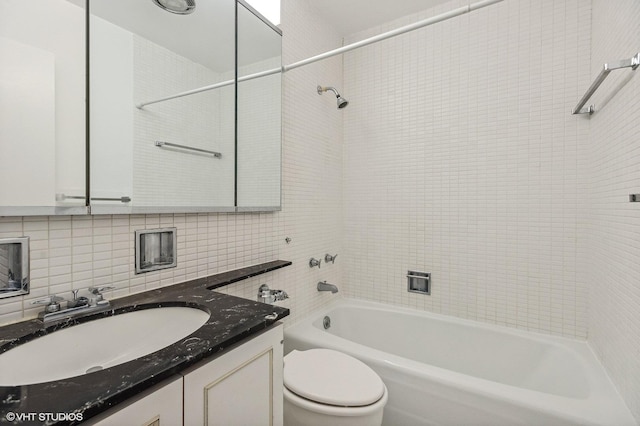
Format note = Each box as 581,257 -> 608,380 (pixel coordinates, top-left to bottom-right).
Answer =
0,261 -> 291,425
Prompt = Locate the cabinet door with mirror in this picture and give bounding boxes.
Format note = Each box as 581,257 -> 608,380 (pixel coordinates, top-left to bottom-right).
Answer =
90,0 -> 236,213
0,0 -> 87,215
90,0 -> 281,214
237,2 -> 282,211
0,0 -> 281,215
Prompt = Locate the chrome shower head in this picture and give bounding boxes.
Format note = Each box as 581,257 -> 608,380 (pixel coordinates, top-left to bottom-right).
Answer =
317,85 -> 349,109
153,0 -> 196,15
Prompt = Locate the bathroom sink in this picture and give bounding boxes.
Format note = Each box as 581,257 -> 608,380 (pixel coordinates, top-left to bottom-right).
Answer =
0,306 -> 209,386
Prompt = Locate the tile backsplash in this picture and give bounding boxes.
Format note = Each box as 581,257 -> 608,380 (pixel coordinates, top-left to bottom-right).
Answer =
0,214 -> 281,324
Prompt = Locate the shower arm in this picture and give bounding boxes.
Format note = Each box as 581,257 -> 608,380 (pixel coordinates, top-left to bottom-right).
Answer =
136,0 -> 503,109
318,86 -> 339,97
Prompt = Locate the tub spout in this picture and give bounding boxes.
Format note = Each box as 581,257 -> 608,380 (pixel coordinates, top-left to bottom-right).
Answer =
317,281 -> 338,294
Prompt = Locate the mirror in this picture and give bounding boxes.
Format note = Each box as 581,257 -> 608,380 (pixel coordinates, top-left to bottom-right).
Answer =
0,0 -> 281,215
89,0 -> 237,213
0,0 -> 87,215
89,0 -> 282,214
237,2 -> 282,211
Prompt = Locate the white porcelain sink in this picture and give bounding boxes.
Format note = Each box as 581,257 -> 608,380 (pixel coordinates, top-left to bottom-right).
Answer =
0,307 -> 209,386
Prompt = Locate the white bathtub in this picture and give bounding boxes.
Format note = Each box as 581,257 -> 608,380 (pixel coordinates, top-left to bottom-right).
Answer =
284,299 -> 636,426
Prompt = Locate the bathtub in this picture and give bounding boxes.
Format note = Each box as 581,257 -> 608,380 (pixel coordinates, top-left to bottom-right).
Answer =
284,299 -> 636,426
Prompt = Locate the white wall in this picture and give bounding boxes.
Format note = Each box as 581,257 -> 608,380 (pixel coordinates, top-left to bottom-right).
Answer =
0,0 -> 344,328
588,0 -> 640,420
342,0 -> 592,339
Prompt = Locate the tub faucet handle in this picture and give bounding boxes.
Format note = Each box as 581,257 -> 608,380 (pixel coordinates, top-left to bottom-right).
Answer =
309,257 -> 321,268
325,253 -> 338,264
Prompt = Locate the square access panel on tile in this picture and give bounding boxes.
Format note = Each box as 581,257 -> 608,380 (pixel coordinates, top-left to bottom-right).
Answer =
135,228 -> 177,274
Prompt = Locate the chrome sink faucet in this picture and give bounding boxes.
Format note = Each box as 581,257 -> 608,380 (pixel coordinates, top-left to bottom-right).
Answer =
32,286 -> 116,324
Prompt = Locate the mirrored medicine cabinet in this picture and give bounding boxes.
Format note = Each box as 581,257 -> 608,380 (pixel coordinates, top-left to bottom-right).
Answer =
0,0 -> 281,216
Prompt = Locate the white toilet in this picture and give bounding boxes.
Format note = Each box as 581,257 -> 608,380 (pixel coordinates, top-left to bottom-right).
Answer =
283,348 -> 388,426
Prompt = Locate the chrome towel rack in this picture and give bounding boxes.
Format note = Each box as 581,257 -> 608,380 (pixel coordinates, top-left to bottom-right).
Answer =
155,141 -> 222,158
572,53 -> 640,115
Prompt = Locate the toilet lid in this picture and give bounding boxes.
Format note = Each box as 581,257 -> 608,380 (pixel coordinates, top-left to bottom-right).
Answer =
284,349 -> 385,407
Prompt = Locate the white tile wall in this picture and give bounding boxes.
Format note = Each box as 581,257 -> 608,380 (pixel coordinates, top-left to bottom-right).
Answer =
0,0 -> 345,328
588,0 -> 640,420
342,0 -> 591,339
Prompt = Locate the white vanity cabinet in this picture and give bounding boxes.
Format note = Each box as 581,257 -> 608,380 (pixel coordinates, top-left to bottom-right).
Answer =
90,377 -> 183,426
183,323 -> 284,426
87,324 -> 283,426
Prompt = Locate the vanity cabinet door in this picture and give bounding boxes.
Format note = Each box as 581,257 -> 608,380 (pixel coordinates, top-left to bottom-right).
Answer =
88,376 -> 183,426
183,324 -> 284,426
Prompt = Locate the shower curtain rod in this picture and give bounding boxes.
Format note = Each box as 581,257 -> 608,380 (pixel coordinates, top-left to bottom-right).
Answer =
136,0 -> 503,109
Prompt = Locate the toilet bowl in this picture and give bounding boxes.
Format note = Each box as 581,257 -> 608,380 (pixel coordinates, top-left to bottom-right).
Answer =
283,348 -> 388,426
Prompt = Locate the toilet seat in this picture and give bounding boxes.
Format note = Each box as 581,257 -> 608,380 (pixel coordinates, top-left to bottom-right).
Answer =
284,349 -> 385,407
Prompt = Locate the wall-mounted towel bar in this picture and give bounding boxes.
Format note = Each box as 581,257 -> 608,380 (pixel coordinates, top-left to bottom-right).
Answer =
572,53 -> 640,115
155,141 -> 222,158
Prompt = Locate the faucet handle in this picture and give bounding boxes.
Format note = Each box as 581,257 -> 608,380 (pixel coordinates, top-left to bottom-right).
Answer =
325,253 -> 338,264
32,295 -> 64,313
31,294 -> 64,305
87,286 -> 116,306
309,258 -> 321,268
274,290 -> 289,301
88,286 -> 116,295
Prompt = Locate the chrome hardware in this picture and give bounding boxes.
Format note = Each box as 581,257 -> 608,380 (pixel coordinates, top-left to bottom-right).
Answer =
257,284 -> 289,304
407,271 -> 431,295
317,281 -> 338,294
67,289 -> 89,309
56,194 -> 132,203
91,196 -> 132,203
155,141 -> 222,158
309,258 -> 321,268
34,286 -> 116,324
32,295 -> 64,313
323,316 -> 331,329
88,286 -> 116,306
573,52 -> 640,115
324,253 -> 338,264
265,312 -> 279,320
285,237 -> 292,244
630,194 -> 640,202
135,228 -> 177,274
0,237 -> 29,299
